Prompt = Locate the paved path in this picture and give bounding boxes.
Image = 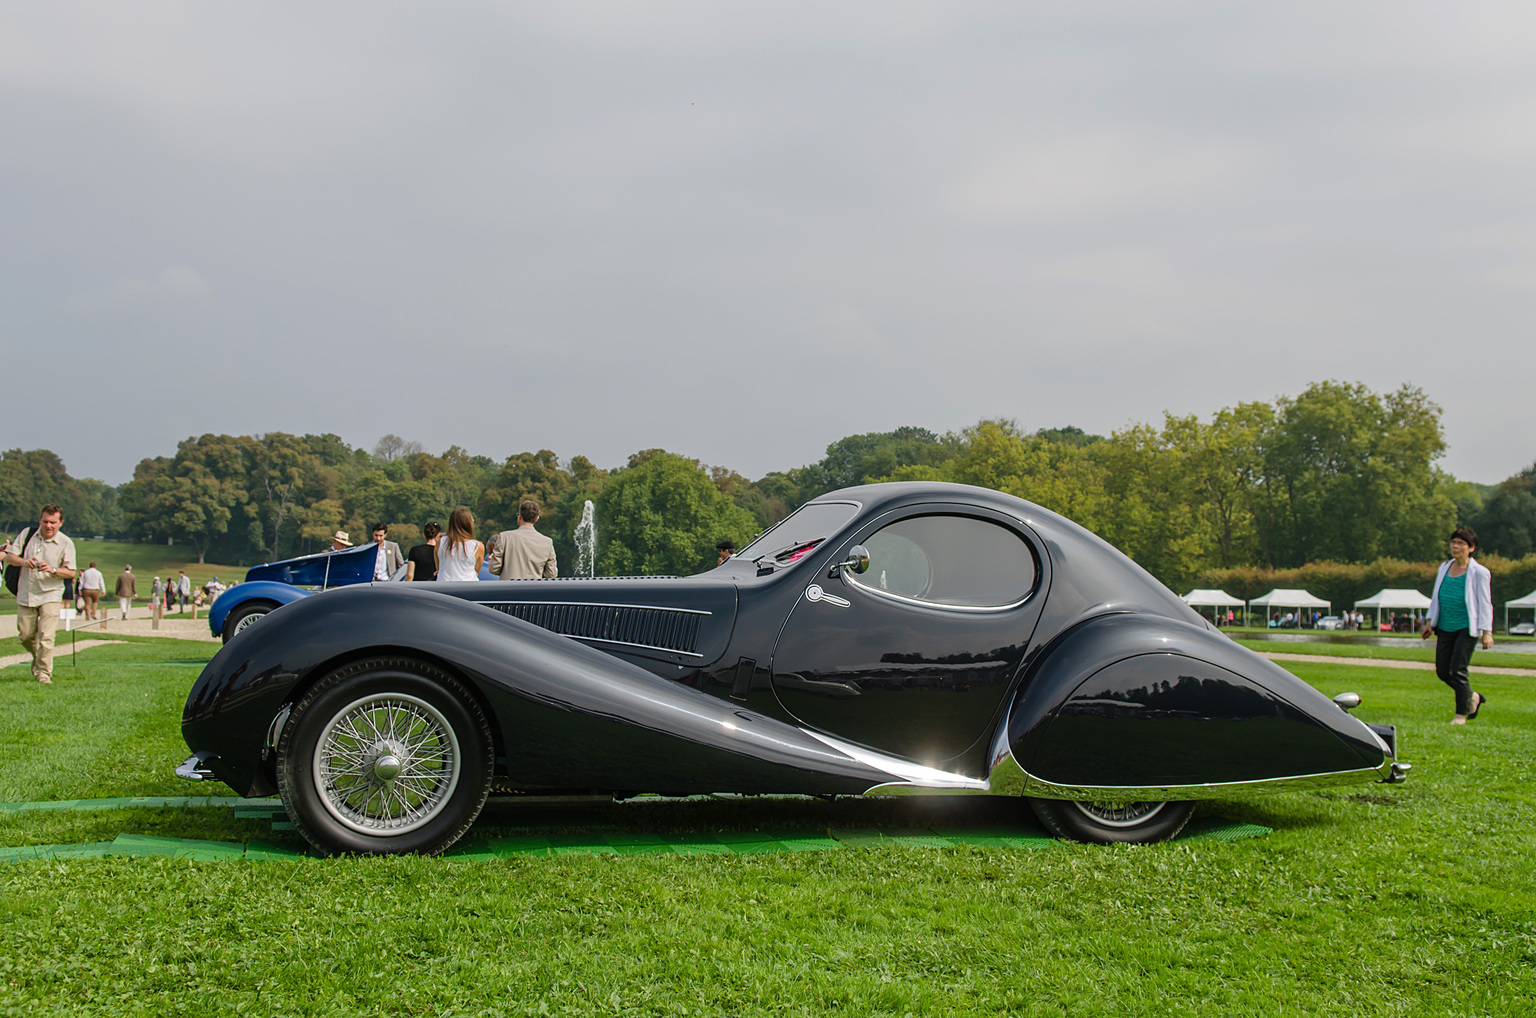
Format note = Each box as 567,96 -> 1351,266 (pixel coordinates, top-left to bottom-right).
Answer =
0,639 -> 117,671
0,614 -> 216,642
1259,651 -> 1536,678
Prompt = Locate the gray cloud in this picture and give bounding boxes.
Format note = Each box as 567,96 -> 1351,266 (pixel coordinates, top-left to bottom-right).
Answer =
2,1 -> 1534,484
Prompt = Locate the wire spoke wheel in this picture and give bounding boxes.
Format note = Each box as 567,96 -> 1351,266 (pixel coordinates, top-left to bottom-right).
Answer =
1027,796 -> 1193,844
1070,800 -> 1167,829
312,692 -> 462,836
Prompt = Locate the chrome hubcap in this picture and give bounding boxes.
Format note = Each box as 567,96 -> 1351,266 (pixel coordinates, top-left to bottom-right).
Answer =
312,693 -> 460,836
1071,800 -> 1167,828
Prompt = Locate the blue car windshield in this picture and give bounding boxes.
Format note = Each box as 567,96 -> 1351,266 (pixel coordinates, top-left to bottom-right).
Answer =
738,501 -> 859,566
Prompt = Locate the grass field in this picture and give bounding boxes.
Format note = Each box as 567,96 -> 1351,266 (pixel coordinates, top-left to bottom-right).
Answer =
0,539 -> 248,615
1,639 -> 1533,1015
1234,636 -> 1536,670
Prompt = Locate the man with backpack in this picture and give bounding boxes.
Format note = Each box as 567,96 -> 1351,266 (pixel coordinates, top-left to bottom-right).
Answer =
2,505 -> 77,685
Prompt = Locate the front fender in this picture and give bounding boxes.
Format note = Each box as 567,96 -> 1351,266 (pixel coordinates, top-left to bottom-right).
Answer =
1003,613 -> 1389,794
207,582 -> 313,638
184,584 -> 896,799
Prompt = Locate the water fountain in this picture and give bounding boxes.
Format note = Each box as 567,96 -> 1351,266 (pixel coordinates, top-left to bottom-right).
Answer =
573,500 -> 596,578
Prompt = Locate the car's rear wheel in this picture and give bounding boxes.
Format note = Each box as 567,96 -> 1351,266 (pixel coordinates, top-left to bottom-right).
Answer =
275,657 -> 492,855
1027,797 -> 1194,844
222,601 -> 279,643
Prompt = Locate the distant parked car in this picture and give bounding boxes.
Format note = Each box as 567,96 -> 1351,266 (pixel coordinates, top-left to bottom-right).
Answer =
207,543 -> 403,643
1315,615 -> 1344,630
1510,621 -> 1536,636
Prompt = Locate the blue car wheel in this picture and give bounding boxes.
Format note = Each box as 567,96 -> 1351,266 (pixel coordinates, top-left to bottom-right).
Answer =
222,600 -> 280,644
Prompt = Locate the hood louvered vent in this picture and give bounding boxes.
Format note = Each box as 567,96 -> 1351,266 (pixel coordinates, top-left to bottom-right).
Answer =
486,601 -> 706,656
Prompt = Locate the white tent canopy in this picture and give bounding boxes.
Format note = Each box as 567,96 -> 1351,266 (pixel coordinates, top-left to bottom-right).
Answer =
1182,589 -> 1245,627
1354,588 -> 1431,630
1503,589 -> 1536,631
1249,588 -> 1330,627
1182,589 -> 1246,607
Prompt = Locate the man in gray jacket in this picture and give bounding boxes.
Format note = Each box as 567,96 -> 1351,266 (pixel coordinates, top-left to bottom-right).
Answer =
369,524 -> 405,581
488,500 -> 557,580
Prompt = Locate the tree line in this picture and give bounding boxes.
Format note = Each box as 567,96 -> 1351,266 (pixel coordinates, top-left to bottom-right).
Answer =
3,380 -> 1534,589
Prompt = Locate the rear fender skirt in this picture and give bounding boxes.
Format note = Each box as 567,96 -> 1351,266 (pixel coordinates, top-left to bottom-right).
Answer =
998,613 -> 1390,793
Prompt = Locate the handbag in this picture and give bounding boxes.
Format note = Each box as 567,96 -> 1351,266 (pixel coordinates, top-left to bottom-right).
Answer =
3,526 -> 35,596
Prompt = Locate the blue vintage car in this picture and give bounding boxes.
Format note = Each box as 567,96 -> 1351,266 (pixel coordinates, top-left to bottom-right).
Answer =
208,543 -> 394,643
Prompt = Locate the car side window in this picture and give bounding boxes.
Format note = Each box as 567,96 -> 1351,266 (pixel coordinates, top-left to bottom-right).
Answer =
851,514 -> 1036,608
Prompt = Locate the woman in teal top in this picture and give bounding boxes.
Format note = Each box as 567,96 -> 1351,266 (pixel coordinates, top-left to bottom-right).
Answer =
1422,527 -> 1494,724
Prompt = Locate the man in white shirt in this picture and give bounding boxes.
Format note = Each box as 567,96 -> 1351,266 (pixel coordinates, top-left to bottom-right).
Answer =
370,524 -> 404,581
79,561 -> 106,620
2,505 -> 77,684
176,570 -> 191,613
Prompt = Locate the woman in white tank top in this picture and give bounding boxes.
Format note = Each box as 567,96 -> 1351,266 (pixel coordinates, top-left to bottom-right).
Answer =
434,508 -> 485,581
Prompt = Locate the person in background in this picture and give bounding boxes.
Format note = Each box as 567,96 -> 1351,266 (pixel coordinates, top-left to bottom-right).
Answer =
79,560 -> 105,620
1422,526 -> 1494,724
370,523 -> 404,581
176,570 -> 191,613
717,539 -> 736,566
406,522 -> 441,582
434,509 -> 484,582
115,564 -> 137,619
2,504 -> 77,684
150,575 -> 164,611
487,500 -> 557,580
329,530 -> 353,552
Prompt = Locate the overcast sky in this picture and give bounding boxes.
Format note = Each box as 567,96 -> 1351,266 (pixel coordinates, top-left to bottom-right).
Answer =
3,2 -> 1534,487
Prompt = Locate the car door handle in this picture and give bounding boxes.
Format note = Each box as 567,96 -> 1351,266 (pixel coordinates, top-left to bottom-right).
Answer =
805,584 -> 850,608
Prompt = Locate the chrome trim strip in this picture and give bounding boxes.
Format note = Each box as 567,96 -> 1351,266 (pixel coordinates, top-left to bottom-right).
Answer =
480,600 -> 712,616
803,730 -> 989,791
1008,760 -> 1397,801
854,722 -> 1398,799
567,635 -> 704,659
842,579 -> 1034,614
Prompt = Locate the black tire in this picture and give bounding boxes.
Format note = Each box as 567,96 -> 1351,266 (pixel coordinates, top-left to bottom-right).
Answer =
275,657 -> 493,856
1027,797 -> 1194,844
222,600 -> 279,644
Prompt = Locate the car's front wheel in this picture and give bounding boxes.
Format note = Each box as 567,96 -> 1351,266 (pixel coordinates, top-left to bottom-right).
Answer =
275,657 -> 493,855
1027,797 -> 1194,844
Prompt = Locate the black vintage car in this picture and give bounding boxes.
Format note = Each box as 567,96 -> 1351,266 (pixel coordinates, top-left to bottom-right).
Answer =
179,482 -> 1405,855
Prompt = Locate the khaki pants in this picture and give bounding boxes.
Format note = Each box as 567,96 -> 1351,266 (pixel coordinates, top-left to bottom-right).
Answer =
118,596 -> 132,618
82,589 -> 101,619
17,601 -> 62,683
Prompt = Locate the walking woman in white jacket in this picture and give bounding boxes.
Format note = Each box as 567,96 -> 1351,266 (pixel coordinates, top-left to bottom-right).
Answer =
1421,527 -> 1494,724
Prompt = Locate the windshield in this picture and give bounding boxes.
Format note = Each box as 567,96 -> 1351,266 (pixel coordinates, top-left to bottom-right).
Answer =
738,501 -> 859,565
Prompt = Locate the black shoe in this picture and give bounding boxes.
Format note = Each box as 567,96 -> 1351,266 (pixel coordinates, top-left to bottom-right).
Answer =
1469,692 -> 1486,720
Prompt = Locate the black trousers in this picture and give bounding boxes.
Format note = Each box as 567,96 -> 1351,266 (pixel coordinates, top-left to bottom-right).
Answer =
1434,628 -> 1477,715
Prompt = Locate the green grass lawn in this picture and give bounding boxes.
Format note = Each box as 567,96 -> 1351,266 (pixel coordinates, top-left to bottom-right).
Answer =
0,538 -> 249,615
1,642 -> 1533,1015
1234,636 -> 1536,669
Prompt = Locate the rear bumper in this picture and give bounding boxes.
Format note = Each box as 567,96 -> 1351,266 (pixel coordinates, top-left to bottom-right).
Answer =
1366,722 -> 1411,783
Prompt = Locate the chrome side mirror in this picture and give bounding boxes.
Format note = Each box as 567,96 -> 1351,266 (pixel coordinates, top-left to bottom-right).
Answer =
834,545 -> 870,576
1333,692 -> 1362,712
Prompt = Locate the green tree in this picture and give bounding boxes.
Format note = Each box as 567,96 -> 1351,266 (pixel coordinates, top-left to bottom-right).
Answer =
0,448 -> 95,535
597,452 -> 757,576
1261,382 -> 1455,566
477,450 -> 575,535
120,435 -> 251,563
818,426 -> 952,489
1470,466 -> 1536,558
